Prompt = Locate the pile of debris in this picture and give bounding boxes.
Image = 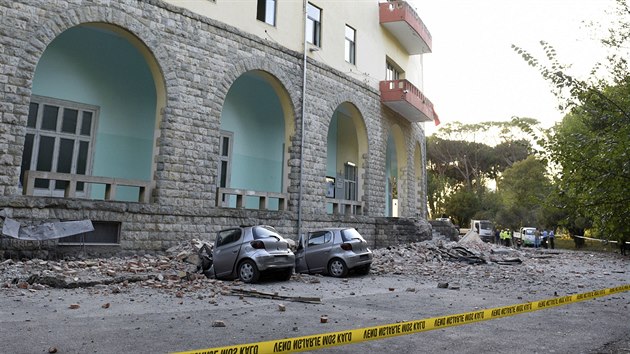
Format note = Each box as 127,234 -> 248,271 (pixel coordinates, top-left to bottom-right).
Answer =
0,238 -> 217,293
370,233 -> 523,275
1,232 -> 524,293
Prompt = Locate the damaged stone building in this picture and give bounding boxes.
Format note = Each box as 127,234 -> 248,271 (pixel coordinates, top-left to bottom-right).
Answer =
0,0 -> 438,258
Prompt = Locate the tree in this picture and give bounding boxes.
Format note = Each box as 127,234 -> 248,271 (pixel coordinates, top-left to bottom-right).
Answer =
426,120 -> 536,222
496,156 -> 552,230
512,0 -> 630,242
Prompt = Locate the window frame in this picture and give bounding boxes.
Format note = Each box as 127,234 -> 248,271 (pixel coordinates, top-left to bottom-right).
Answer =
306,3 -> 322,47
58,221 -> 121,246
386,60 -> 402,81
217,228 -> 242,248
22,95 -> 99,197
308,230 -> 332,246
218,130 -> 234,189
343,162 -> 358,201
344,25 -> 356,64
256,0 -> 277,26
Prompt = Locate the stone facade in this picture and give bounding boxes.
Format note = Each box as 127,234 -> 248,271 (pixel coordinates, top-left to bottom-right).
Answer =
0,0 -> 431,258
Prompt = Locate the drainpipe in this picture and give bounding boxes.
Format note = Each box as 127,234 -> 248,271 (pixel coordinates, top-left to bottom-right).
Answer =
422,129 -> 429,219
297,0 -> 308,240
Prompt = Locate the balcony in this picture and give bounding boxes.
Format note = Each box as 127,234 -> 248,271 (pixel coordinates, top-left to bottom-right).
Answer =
379,1 -> 432,55
379,79 -> 434,123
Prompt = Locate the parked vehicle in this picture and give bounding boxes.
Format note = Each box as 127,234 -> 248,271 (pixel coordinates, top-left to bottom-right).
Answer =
295,227 -> 373,277
208,225 -> 295,283
470,219 -> 494,243
518,227 -> 536,246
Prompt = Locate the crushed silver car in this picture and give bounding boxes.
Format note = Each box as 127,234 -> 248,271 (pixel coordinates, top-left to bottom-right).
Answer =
207,225 -> 295,283
295,227 -> 372,277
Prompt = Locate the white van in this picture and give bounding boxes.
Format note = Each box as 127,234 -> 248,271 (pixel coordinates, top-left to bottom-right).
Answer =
471,220 -> 494,243
518,227 -> 536,246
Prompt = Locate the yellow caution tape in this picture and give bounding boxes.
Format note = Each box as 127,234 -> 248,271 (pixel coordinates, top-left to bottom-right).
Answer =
174,284 -> 630,354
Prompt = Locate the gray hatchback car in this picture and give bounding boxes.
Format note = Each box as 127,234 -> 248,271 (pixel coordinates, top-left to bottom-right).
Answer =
295,227 -> 373,277
209,225 -> 295,283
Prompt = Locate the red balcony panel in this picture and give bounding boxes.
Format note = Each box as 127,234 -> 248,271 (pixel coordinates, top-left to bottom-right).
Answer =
379,1 -> 432,55
379,79 -> 434,123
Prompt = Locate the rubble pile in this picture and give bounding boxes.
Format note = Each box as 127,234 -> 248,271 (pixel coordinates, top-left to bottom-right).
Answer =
0,233 -> 574,296
0,239 -> 218,294
370,237 -> 496,275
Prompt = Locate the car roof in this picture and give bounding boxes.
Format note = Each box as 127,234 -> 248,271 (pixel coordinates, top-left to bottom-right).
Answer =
309,227 -> 352,232
219,224 -> 275,230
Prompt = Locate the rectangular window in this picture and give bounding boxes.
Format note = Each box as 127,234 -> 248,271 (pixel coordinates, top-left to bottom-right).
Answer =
344,25 -> 356,64
21,96 -> 98,195
386,60 -> 404,90
256,0 -> 276,26
386,61 -> 401,81
344,162 -> 357,201
58,221 -> 120,245
306,3 -> 321,47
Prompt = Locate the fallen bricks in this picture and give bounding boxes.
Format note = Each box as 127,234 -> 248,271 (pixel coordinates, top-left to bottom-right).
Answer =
24,273 -> 154,289
2,236 -> 530,292
229,288 -> 322,304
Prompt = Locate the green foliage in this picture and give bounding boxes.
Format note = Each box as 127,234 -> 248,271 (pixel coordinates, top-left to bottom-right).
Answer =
547,81 -> 630,239
426,120 -> 537,225
495,156 -> 552,229
426,170 -> 450,219
512,0 -> 630,242
442,188 -> 480,226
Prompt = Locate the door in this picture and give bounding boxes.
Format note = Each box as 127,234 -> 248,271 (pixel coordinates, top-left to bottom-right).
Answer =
304,230 -> 333,273
212,228 -> 242,278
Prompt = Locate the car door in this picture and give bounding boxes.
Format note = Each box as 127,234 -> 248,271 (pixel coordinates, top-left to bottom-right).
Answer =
213,228 -> 243,278
294,234 -> 308,273
304,230 -> 333,273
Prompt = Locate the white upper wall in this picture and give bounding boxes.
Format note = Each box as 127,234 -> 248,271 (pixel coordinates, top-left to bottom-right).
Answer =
164,0 -> 428,91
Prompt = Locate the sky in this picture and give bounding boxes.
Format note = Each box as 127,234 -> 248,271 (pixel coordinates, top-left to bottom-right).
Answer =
415,0 -> 617,135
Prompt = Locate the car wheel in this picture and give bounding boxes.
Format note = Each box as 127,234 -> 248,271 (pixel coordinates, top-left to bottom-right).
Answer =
355,264 -> 371,275
238,259 -> 260,283
328,258 -> 348,278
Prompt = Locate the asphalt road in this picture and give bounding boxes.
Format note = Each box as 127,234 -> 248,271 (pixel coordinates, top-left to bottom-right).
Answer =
1,259 -> 629,354
0,245 -> 630,354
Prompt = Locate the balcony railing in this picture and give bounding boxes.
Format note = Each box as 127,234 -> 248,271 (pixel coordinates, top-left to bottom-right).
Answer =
326,199 -> 363,216
217,187 -> 288,211
379,79 -> 434,123
379,0 -> 432,55
22,170 -> 151,203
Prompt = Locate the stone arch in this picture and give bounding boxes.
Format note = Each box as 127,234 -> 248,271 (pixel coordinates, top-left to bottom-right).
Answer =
385,124 -> 409,217
18,7 -> 168,107
216,57 -> 300,140
325,94 -> 372,169
219,69 -> 296,199
15,7 -> 169,197
325,100 -> 369,213
216,58 -> 300,198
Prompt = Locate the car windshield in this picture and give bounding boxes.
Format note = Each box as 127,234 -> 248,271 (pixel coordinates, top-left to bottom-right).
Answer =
480,221 -> 493,230
524,229 -> 535,235
252,225 -> 281,240
340,228 -> 365,242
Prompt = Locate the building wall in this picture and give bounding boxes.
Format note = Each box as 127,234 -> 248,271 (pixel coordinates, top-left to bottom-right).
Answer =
0,0 -> 431,257
164,0 -> 425,93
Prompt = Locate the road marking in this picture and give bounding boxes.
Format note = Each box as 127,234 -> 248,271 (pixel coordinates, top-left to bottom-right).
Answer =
174,284 -> 630,354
